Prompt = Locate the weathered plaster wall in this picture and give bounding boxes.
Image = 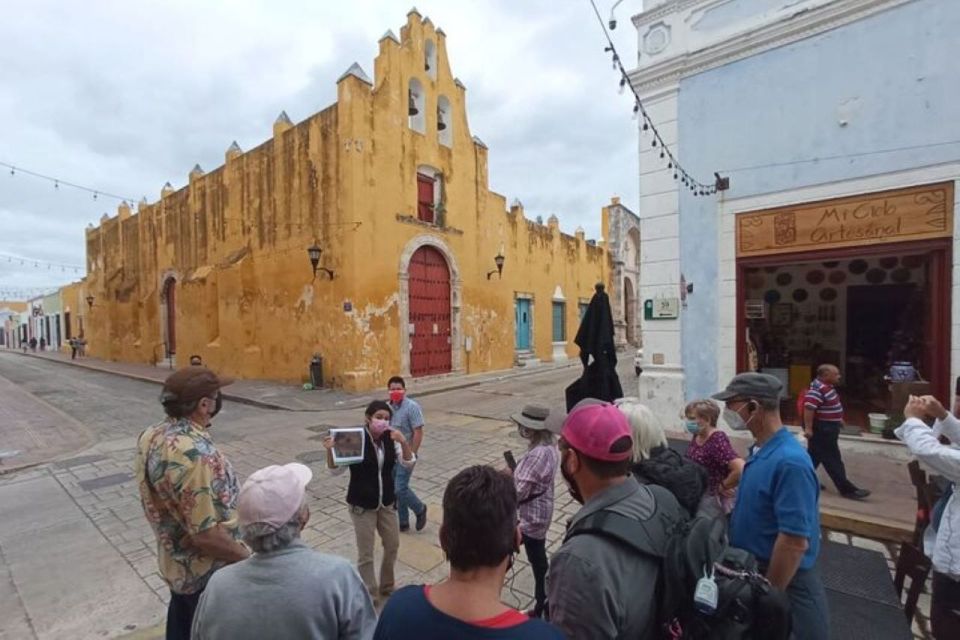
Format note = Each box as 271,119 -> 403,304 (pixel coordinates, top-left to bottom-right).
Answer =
81,11 -> 607,390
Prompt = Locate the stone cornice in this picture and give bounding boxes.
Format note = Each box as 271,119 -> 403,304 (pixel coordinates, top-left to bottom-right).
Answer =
628,0 -> 917,94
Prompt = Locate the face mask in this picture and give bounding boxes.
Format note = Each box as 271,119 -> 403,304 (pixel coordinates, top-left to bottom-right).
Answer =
685,420 -> 700,435
369,418 -> 390,439
389,390 -> 405,404
560,450 -> 585,504
723,405 -> 751,431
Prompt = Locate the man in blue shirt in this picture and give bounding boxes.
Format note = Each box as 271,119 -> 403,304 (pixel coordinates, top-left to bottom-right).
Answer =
388,376 -> 428,532
713,372 -> 828,640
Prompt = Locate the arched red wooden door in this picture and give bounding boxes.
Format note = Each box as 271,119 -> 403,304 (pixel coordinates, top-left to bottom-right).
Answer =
163,278 -> 177,356
409,246 -> 451,377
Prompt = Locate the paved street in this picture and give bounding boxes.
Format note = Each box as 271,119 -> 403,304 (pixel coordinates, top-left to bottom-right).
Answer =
0,351 -> 924,638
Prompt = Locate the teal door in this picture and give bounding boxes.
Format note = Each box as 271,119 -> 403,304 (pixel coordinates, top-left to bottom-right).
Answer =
515,299 -> 531,350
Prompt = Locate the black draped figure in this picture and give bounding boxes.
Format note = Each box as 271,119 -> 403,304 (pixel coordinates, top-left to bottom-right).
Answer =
565,283 -> 624,410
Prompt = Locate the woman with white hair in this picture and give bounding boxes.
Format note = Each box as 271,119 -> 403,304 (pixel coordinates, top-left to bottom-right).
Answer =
615,397 -> 707,516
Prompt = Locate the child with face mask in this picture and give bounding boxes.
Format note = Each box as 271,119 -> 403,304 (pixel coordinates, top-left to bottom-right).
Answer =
684,399 -> 745,517
323,400 -> 415,607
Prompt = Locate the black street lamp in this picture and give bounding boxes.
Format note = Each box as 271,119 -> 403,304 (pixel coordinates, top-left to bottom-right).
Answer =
307,243 -> 334,280
487,253 -> 505,280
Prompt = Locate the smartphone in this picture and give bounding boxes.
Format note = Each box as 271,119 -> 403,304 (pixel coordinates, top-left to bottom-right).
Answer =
503,450 -> 517,471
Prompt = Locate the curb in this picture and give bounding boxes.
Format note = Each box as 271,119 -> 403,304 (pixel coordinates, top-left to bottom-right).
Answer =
820,507 -> 912,544
7,351 -> 582,412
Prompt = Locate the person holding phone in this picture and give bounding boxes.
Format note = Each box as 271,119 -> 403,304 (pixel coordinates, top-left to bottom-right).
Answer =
323,400 -> 415,607
506,403 -> 561,618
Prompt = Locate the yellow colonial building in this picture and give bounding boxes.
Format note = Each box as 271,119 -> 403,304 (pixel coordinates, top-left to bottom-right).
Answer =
80,10 -> 640,390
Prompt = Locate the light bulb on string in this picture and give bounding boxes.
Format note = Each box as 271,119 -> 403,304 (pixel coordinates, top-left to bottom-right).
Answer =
660,150 -> 665,159
652,138 -> 657,147
632,103 -> 640,120
54,180 -> 59,190
619,77 -> 626,95
642,121 -> 648,131
612,54 -> 619,70
93,192 -> 98,201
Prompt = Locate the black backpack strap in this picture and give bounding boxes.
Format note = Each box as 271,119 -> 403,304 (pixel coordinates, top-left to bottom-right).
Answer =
563,484 -> 678,558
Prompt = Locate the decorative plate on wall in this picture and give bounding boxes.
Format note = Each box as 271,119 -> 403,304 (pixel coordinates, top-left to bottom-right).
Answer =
828,270 -> 846,285
902,255 -> 923,269
866,268 -> 887,284
806,270 -> 825,285
849,259 -> 869,275
792,288 -> 809,302
747,273 -> 765,289
820,288 -> 838,301
776,272 -> 793,286
764,289 -> 781,304
891,267 -> 911,283
879,256 -> 899,269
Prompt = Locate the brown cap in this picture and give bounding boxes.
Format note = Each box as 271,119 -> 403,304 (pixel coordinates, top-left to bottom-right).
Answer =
161,366 -> 234,405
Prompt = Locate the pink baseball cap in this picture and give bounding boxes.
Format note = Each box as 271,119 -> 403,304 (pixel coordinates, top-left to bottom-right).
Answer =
561,401 -> 633,462
238,463 -> 313,529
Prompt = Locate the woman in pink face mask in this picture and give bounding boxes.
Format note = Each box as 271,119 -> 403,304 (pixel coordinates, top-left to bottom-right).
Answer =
323,400 -> 416,606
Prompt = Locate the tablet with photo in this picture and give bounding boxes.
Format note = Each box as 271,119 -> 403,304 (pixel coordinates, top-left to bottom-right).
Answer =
330,428 -> 365,465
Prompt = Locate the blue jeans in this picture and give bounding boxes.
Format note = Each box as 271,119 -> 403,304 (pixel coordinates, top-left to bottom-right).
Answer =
786,565 -> 830,640
393,464 -> 424,527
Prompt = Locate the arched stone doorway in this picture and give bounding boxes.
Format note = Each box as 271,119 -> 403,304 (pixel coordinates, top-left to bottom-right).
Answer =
624,276 -> 637,346
399,235 -> 462,378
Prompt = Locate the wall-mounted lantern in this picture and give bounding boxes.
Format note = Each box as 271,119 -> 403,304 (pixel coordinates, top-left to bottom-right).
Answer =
307,243 -> 334,280
85,295 -> 95,309
486,253 -> 505,280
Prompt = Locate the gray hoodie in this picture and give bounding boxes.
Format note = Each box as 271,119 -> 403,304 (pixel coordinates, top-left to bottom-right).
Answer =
547,477 -> 668,640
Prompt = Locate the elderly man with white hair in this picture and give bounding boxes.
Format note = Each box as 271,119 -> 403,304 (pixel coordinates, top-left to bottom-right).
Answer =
191,463 -> 377,640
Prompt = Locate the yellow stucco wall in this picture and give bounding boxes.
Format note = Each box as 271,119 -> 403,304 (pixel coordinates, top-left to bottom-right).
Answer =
79,11 -> 609,390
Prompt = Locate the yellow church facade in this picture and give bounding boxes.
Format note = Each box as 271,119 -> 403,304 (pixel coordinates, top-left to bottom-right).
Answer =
80,10 -> 638,390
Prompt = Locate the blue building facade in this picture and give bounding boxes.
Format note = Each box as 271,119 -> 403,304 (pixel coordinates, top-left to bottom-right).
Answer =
630,0 -> 960,424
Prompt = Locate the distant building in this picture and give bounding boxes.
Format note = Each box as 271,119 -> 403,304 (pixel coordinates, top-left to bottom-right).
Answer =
81,11 -> 638,390
630,0 -> 960,423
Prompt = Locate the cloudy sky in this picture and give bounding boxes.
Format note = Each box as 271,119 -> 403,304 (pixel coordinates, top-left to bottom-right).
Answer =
0,0 -> 641,296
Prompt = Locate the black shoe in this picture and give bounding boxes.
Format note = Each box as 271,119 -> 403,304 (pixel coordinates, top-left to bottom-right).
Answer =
416,506 -> 428,532
841,488 -> 871,500
399,524 -> 410,532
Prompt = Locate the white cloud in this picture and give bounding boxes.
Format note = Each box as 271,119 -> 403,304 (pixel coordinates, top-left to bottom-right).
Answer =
0,0 -> 639,292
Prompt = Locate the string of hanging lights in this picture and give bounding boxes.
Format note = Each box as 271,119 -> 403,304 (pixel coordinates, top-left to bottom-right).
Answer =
0,252 -> 84,273
588,0 -> 729,196
0,161 -> 139,203
0,286 -> 62,300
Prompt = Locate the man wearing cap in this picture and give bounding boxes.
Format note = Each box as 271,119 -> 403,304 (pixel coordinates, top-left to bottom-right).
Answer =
136,367 -> 249,640
509,403 -> 561,618
713,372 -> 829,640
191,463 -> 377,639
547,400 -> 685,638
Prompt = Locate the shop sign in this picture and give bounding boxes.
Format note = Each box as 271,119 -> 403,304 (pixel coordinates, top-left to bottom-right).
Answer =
736,182 -> 953,257
644,297 -> 679,320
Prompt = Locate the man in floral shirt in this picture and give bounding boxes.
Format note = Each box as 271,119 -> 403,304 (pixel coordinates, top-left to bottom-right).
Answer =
136,366 -> 250,640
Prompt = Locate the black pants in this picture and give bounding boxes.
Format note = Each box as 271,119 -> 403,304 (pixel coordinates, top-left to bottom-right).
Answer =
166,589 -> 203,640
932,572 -> 960,639
807,420 -> 857,495
523,534 -> 548,616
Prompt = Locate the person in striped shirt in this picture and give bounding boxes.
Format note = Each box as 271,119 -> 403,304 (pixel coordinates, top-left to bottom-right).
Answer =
802,364 -> 870,500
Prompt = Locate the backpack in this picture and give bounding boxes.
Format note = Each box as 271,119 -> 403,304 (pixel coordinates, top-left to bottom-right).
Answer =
564,485 -> 792,640
633,447 -> 708,516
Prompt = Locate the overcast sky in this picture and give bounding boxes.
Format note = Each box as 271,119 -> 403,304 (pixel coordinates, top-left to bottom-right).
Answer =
0,0 -> 641,296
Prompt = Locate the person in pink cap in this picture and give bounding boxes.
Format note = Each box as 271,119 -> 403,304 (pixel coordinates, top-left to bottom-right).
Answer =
191,463 -> 377,639
546,400 -> 685,639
